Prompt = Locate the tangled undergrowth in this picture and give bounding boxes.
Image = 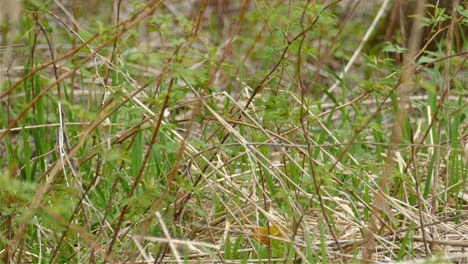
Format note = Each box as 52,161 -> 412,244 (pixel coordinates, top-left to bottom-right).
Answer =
1,1 -> 467,263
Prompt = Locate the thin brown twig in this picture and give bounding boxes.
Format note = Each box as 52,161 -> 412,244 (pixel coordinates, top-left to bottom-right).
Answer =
364,0 -> 426,261
297,0 -> 344,257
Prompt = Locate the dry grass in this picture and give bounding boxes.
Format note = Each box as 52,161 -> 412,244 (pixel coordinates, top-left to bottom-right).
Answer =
0,0 -> 467,263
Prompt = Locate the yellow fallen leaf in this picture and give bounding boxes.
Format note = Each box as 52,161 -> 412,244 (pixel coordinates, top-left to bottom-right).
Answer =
252,225 -> 288,246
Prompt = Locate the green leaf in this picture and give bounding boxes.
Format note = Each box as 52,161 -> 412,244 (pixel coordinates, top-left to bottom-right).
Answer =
382,42 -> 407,53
